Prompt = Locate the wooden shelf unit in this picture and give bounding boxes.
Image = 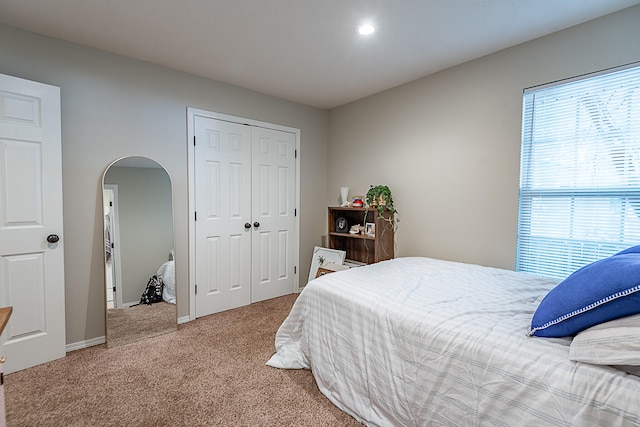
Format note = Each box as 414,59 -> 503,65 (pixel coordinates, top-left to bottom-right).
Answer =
328,207 -> 394,264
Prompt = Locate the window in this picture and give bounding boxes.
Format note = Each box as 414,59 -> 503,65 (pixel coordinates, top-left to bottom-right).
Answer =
517,63 -> 640,278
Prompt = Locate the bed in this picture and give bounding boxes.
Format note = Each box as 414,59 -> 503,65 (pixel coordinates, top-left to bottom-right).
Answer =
156,258 -> 176,304
267,256 -> 640,426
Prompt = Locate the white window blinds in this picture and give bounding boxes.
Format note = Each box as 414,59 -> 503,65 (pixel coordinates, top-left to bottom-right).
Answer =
517,63 -> 640,279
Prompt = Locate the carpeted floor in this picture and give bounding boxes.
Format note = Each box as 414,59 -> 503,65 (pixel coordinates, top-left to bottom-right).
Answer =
5,294 -> 362,426
106,301 -> 177,348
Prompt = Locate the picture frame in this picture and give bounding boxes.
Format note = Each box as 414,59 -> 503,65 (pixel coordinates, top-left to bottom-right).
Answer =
308,246 -> 346,283
335,216 -> 349,233
315,262 -> 350,278
365,222 -> 375,236
315,267 -> 335,278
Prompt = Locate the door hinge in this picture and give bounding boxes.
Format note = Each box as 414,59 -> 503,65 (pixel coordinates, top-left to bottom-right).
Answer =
195,284 -> 197,295
109,201 -> 113,207
113,286 -> 116,293
111,243 -> 114,248
295,149 -> 297,158
294,266 -> 297,274
193,135 -> 196,146
195,211 -> 197,221
294,209 -> 297,216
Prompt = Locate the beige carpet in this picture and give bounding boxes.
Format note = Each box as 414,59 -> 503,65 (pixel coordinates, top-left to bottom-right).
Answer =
5,294 -> 362,426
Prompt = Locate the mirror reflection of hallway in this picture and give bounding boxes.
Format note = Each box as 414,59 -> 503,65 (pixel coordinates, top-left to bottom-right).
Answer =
102,156 -> 177,348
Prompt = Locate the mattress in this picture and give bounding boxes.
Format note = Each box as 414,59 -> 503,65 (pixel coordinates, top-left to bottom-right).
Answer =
267,257 -> 640,426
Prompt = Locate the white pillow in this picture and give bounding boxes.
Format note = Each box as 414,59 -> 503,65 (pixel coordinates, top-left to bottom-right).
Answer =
569,313 -> 640,366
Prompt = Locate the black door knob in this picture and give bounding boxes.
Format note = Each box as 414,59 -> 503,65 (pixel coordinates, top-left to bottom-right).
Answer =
47,234 -> 60,243
253,222 -> 260,228
244,223 -> 251,229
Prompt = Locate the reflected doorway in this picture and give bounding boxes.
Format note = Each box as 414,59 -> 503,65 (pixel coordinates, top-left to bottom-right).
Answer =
103,185 -> 121,309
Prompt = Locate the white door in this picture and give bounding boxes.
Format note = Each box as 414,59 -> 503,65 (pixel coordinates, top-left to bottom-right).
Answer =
194,116 -> 252,316
251,127 -> 297,302
0,73 -> 65,374
191,112 -> 298,318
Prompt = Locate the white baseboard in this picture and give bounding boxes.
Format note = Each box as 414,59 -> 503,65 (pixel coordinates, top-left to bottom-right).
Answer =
66,336 -> 105,352
178,315 -> 190,324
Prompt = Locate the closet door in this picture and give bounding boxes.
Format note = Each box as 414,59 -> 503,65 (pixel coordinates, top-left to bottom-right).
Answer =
191,112 -> 298,319
194,117 -> 252,317
251,127 -> 297,302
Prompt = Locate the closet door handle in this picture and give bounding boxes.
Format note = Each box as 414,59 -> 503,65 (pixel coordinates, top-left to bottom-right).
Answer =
47,234 -> 60,243
244,223 -> 251,229
253,222 -> 260,228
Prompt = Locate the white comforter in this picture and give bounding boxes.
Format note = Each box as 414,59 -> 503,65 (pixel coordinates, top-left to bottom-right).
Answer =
156,260 -> 175,304
267,257 -> 640,426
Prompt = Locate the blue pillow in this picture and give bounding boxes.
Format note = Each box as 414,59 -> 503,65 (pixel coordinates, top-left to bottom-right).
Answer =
615,245 -> 640,255
529,252 -> 640,338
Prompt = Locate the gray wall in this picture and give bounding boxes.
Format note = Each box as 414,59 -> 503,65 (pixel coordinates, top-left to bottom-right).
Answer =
104,166 -> 173,304
0,23 -> 329,346
328,6 -> 640,270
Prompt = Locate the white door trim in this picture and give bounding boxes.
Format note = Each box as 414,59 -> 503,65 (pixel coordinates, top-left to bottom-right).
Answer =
103,185 -> 123,308
186,108 -> 300,321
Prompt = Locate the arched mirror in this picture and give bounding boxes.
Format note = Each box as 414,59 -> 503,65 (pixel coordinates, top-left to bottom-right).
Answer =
102,156 -> 176,348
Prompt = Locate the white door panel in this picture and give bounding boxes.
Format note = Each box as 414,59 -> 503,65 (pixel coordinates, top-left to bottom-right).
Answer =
194,116 -> 252,316
0,73 -> 65,374
251,127 -> 296,303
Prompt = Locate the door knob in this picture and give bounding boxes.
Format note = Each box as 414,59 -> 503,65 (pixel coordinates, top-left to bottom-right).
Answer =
253,222 -> 260,228
244,223 -> 251,229
47,234 -> 60,243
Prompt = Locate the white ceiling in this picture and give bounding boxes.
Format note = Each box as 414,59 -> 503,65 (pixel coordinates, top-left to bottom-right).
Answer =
1,0 -> 639,109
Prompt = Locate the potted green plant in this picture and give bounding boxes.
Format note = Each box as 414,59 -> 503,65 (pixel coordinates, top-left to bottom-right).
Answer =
365,185 -> 397,217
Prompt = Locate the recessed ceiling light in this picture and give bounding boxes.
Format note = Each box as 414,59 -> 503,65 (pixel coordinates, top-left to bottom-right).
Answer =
358,24 -> 375,36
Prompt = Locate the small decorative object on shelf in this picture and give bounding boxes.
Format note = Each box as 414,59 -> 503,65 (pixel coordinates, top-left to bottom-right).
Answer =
340,187 -> 350,206
335,217 -> 349,233
352,196 -> 364,207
